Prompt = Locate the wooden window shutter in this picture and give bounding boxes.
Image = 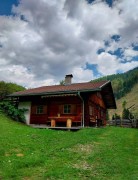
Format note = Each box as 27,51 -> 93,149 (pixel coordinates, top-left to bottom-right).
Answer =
43,105 -> 47,114
59,105 -> 63,114
31,105 -> 36,114
71,104 -> 76,114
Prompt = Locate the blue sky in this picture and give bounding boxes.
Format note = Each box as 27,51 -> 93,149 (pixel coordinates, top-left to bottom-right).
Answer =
0,0 -> 19,15
0,0 -> 138,88
0,0 -> 113,15
88,0 -> 112,6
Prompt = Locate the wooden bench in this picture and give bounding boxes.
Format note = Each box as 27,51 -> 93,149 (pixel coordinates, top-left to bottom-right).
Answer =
48,116 -> 80,128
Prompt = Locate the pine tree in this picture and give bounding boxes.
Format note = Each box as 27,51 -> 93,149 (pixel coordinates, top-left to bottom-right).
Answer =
122,108 -> 129,119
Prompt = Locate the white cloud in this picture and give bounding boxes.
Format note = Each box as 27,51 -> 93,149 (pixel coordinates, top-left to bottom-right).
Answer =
96,52 -> 120,75
124,48 -> 138,61
72,67 -> 94,83
113,0 -> 138,47
96,52 -> 138,75
0,0 -> 138,88
0,65 -> 33,87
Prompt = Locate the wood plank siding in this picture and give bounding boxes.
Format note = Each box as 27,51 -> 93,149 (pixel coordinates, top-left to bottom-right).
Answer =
29,96 -> 82,126
20,92 -> 107,127
84,92 -> 106,127
12,80 -> 116,128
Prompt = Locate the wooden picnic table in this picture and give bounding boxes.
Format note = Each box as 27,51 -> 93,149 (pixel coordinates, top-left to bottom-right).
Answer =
48,116 -> 75,127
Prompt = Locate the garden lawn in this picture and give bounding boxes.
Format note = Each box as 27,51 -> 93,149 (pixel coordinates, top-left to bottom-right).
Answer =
0,112 -> 138,180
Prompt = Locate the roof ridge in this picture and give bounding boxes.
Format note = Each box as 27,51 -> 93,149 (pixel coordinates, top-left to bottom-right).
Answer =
25,80 -> 109,90
9,80 -> 109,96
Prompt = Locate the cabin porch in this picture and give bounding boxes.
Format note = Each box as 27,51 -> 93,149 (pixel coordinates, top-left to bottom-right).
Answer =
29,95 -> 83,127
18,91 -> 107,128
30,124 -> 82,130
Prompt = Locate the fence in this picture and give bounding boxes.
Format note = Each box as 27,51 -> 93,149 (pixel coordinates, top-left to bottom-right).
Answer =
108,119 -> 138,128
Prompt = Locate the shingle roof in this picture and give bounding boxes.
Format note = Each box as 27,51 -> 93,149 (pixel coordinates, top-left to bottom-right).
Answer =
10,81 -> 109,96
9,80 -> 116,109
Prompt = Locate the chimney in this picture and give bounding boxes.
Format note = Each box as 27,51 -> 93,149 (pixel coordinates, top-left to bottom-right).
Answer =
65,74 -> 73,85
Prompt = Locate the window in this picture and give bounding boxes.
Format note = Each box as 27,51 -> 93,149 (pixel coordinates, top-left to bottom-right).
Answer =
89,106 -> 94,116
36,105 -> 43,114
64,104 -> 71,114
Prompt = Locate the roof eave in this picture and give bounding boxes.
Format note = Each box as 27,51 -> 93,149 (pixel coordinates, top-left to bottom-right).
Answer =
99,80 -> 111,89
8,88 -> 101,97
100,81 -> 117,109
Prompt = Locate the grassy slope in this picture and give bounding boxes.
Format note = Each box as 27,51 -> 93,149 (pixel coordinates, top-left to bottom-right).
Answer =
0,112 -> 138,180
109,83 -> 138,119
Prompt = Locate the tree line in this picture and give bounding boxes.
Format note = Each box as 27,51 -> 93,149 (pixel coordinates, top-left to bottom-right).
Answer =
0,81 -> 25,100
92,67 -> 138,99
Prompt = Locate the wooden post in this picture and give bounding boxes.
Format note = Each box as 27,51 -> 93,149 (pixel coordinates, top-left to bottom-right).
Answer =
51,119 -> 56,127
66,119 -> 72,128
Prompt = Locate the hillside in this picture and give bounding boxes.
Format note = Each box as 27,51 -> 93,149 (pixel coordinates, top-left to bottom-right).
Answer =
92,67 -> 138,100
109,83 -> 138,119
0,112 -> 137,179
0,81 -> 25,99
91,67 -> 138,119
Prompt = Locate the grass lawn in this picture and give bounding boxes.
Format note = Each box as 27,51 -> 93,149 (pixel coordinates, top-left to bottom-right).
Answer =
0,112 -> 138,180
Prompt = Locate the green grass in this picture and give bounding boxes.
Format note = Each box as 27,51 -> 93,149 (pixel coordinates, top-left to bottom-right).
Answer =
0,112 -> 138,180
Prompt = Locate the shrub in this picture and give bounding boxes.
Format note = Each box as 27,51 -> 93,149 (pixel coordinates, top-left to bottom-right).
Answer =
122,108 -> 127,119
0,102 -> 27,123
112,113 -> 121,120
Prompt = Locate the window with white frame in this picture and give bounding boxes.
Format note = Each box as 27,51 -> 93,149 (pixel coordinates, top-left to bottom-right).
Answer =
36,105 -> 43,114
64,104 -> 71,114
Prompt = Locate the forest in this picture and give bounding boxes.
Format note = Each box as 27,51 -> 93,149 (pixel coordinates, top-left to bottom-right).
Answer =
0,81 -> 25,100
92,67 -> 138,99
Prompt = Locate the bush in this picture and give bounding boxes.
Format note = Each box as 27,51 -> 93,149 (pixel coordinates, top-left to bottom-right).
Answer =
0,102 -> 27,123
122,108 -> 129,119
112,113 -> 121,120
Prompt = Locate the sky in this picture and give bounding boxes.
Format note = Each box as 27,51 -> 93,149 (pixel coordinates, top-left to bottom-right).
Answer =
0,0 -> 138,88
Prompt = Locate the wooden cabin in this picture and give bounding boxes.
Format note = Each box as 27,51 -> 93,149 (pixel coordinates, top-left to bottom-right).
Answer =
10,74 -> 116,128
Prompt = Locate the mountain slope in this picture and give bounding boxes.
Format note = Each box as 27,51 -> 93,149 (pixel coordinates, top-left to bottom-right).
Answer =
91,67 -> 138,119
109,83 -> 138,119
92,67 -> 138,99
0,81 -> 25,99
